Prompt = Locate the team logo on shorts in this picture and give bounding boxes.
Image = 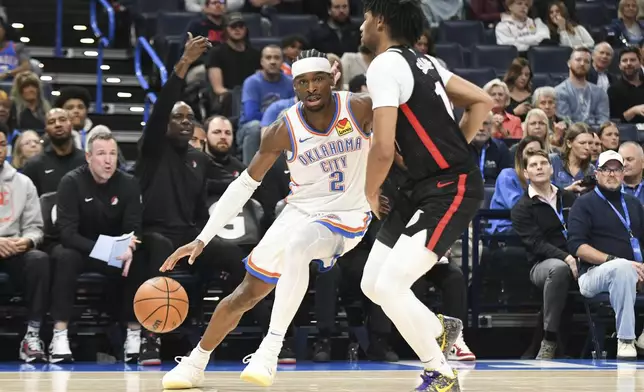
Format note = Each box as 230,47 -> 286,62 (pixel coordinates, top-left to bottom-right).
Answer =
335,118 -> 353,136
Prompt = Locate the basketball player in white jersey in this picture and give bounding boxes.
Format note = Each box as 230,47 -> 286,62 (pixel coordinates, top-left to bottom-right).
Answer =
158,50 -> 374,389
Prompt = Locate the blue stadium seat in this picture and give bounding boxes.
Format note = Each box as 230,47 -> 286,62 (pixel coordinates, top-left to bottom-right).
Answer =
250,37 -> 281,51
483,28 -> 496,45
617,123 -> 638,142
528,46 -> 572,74
532,73 -> 553,89
162,35 -> 185,71
452,67 -> 496,88
434,43 -> 464,69
471,45 -> 519,73
576,2 -> 608,28
438,21 -> 484,47
242,13 -> 263,39
156,12 -> 195,39
549,73 -> 567,86
483,186 -> 495,209
271,14 -> 319,37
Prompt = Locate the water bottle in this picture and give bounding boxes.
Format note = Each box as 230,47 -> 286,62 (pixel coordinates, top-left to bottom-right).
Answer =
347,342 -> 359,363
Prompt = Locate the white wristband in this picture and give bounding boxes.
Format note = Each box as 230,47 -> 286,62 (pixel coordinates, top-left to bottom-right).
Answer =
196,170 -> 261,245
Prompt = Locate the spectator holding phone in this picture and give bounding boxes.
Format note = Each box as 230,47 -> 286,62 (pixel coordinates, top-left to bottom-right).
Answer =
504,58 -> 533,121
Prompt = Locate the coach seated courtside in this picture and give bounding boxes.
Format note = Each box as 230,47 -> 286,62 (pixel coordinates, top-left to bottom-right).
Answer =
0,128 -> 50,363
48,129 -> 148,364
511,150 -> 577,359
567,150 -> 644,360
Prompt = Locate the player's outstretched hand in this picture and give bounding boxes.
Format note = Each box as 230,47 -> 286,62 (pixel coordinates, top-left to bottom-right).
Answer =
181,32 -> 211,65
159,239 -> 205,272
331,61 -> 342,88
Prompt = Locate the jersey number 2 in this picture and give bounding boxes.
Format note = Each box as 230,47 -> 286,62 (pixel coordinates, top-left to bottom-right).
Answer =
329,171 -> 345,192
434,81 -> 455,120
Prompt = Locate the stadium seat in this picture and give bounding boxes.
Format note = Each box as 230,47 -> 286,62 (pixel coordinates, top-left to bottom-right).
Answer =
527,47 -> 572,74
39,192 -> 57,237
155,12 -> 195,39
350,16 -> 364,26
438,21 -> 484,48
549,73 -> 567,86
242,13 -> 263,39
271,14 -> 319,37
531,73 -> 552,89
483,186 -> 495,209
161,35 -> 185,70
617,123 -> 638,142
575,2 -> 607,28
483,28 -> 496,45
250,37 -> 281,51
207,197 -> 262,246
471,45 -> 519,73
452,67 -> 496,88
434,43 -> 464,69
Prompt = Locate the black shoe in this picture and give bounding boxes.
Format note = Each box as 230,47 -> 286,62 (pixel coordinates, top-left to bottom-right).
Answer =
367,335 -> 399,362
138,332 -> 161,366
278,341 -> 296,365
312,338 -> 331,362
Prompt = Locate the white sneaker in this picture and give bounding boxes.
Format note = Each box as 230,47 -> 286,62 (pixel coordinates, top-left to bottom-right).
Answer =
161,356 -> 206,389
617,340 -> 637,360
239,348 -> 279,387
448,331 -> 476,361
635,333 -> 644,355
123,329 -> 141,363
48,331 -> 73,364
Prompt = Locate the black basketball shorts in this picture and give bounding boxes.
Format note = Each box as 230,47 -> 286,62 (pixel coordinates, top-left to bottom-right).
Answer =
376,168 -> 484,258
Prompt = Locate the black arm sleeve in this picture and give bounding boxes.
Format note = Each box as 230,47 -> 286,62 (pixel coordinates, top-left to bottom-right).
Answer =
121,176 -> 143,238
138,72 -> 185,157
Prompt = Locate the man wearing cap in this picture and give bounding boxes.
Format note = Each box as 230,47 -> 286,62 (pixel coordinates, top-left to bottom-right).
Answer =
567,150 -> 644,360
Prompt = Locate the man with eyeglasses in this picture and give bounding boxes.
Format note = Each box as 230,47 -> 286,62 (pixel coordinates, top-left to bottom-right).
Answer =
470,111 -> 512,185
567,150 -> 644,360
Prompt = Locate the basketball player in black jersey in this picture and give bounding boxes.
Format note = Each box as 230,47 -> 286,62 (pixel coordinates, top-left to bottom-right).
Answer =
358,1 -> 494,391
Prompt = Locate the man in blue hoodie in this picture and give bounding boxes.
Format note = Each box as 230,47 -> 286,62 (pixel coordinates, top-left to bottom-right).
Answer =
0,127 -> 50,363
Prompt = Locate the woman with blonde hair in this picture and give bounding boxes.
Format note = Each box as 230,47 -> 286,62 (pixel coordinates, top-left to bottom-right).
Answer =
550,123 -> 595,191
483,78 -> 523,139
11,130 -> 42,170
511,108 -> 555,156
9,71 -> 51,131
607,0 -> 644,47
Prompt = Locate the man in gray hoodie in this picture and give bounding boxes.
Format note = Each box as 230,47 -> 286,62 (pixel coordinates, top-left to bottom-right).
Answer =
0,128 -> 50,363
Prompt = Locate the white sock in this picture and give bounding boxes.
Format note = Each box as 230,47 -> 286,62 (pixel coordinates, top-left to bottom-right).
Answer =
188,343 -> 213,369
53,328 -> 67,337
422,357 -> 454,378
26,324 -> 40,336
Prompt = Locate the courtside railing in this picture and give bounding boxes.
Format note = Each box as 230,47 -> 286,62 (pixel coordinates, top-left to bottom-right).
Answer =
90,0 -> 115,113
134,37 -> 168,122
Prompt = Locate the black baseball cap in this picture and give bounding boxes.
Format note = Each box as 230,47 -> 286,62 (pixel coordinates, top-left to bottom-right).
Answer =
224,13 -> 244,26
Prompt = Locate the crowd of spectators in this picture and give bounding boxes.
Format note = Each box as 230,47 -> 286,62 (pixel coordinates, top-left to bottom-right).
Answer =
2,0 -> 644,366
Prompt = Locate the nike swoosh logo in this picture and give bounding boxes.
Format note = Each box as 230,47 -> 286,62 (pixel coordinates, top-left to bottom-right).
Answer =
45,169 -> 54,174
437,181 -> 454,188
284,170 -> 290,174
84,198 -> 93,202
299,137 -> 313,143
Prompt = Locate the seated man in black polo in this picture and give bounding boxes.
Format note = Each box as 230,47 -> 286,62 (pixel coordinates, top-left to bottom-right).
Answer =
567,150 -> 644,360
511,150 -> 577,359
49,129 -> 148,364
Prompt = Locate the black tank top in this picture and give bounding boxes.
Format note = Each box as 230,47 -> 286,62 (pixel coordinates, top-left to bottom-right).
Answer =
390,46 -> 476,181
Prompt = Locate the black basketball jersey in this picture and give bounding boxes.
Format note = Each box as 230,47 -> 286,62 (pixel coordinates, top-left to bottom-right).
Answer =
390,46 -> 476,181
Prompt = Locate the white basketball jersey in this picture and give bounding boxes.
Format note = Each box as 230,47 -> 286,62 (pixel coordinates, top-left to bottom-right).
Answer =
282,91 -> 370,215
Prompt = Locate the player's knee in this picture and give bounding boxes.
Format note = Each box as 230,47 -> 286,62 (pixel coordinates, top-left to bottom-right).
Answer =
228,274 -> 273,311
360,273 -> 379,303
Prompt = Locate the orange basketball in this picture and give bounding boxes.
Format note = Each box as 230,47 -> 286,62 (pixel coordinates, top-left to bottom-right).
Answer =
133,277 -> 189,333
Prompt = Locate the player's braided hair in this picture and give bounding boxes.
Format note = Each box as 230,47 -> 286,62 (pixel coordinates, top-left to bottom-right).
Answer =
295,49 -> 328,62
363,0 -> 425,47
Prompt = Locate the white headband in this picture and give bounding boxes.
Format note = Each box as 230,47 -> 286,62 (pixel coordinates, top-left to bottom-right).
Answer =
291,57 -> 331,78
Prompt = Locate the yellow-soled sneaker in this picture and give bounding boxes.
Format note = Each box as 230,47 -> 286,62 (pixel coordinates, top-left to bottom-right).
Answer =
239,348 -> 278,387
413,369 -> 460,392
161,356 -> 205,389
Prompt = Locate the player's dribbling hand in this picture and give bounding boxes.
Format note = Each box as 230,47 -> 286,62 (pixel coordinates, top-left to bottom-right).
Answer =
159,239 -> 205,272
181,32 -> 212,65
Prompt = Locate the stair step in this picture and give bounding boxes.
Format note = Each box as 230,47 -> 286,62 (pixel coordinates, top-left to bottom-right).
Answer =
30,46 -> 130,61
90,113 -> 144,132
50,83 -> 146,105
43,72 -> 141,87
90,102 -> 147,116
39,57 -> 133,75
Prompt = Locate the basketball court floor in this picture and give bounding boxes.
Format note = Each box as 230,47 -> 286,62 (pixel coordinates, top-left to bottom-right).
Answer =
1,359 -> 643,391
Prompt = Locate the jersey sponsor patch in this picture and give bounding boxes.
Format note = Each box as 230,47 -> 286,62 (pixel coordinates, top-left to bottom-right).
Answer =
335,118 -> 353,136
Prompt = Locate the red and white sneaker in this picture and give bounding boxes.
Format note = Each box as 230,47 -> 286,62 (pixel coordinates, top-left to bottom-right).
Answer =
448,331 -> 476,361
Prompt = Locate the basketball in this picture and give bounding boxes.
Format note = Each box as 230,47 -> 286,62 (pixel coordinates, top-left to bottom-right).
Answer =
133,277 -> 189,333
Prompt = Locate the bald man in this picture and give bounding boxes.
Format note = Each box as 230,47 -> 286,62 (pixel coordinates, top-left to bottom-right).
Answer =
22,108 -> 86,195
620,141 -> 644,204
588,42 -> 615,91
